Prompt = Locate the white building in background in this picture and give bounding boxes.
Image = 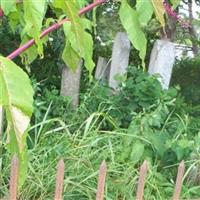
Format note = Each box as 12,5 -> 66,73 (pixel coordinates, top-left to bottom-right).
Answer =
175,43 -> 194,59
175,2 -> 199,59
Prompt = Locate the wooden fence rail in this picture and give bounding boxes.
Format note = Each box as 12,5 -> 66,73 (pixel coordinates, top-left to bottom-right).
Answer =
5,155 -> 186,200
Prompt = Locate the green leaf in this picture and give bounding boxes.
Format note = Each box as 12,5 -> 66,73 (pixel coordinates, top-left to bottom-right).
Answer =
119,0 -> 147,68
21,36 -> 38,64
0,0 -> 16,15
130,141 -> 144,164
0,56 -> 33,186
77,0 -> 87,9
62,0 -> 84,52
8,10 -> 21,32
53,0 -> 94,77
81,18 -> 93,31
148,132 -> 167,157
64,0 -> 94,75
136,0 -> 153,26
20,34 -> 48,65
170,0 -> 181,9
22,0 -> 46,59
62,40 -> 81,71
151,0 -> 165,27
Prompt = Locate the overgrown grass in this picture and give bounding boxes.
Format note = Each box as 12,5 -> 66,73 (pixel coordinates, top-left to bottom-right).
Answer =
1,67 -> 200,199
1,109 -> 200,199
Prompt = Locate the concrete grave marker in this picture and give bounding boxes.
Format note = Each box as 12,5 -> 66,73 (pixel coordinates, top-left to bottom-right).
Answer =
60,61 -> 82,107
95,56 -> 110,81
148,39 -> 175,89
108,32 -> 131,89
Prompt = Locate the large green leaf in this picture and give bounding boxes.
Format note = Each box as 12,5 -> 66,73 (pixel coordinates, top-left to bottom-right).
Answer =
130,141 -> 144,164
151,0 -> 165,27
148,132 -> 167,157
136,0 -> 153,26
59,0 -> 83,54
7,8 -> 22,32
119,0 -> 147,67
62,39 -> 81,71
22,0 -> 46,59
53,0 -> 94,77
0,56 -> 33,185
0,0 -> 16,15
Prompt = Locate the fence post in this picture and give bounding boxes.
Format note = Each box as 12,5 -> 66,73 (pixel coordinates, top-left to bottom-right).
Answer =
148,39 -> 175,89
96,161 -> 107,200
54,159 -> 65,200
172,161 -> 185,200
108,32 -> 130,90
136,161 -> 148,200
60,61 -> 82,107
9,155 -> 19,200
95,57 -> 110,81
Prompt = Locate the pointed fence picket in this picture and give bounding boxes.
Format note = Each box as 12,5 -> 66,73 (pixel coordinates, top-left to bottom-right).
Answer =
9,155 -> 18,200
136,161 -> 148,200
96,160 -> 107,200
5,155 -> 189,200
54,159 -> 65,200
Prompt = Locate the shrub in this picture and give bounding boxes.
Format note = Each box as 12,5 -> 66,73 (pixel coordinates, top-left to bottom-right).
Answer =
171,57 -> 200,106
82,66 -> 178,128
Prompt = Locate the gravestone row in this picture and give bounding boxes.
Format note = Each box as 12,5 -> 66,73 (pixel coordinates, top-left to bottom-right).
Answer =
0,33 -> 176,134
60,32 -> 175,107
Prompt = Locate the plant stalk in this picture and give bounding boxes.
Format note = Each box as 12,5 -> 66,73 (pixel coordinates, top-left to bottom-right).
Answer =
7,0 -> 107,60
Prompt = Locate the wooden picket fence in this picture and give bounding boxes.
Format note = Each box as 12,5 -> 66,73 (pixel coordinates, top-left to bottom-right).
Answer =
3,155 -> 187,200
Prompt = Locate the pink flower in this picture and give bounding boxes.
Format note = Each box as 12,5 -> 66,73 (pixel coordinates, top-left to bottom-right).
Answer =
163,1 -> 191,28
0,8 -> 4,18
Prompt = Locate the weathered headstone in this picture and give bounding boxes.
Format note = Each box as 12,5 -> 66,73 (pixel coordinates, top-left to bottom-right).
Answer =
0,106 -> 3,136
108,32 -> 131,89
60,61 -> 82,107
95,56 -> 110,81
148,39 -> 175,89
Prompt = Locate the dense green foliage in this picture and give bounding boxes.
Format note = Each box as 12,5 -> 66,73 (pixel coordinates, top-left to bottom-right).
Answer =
0,0 -> 167,178
171,57 -> 200,106
1,0 -> 200,199
2,67 -> 200,199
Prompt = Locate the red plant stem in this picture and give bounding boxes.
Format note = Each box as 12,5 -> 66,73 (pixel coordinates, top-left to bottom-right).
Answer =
7,0 -> 107,60
0,8 -> 3,17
